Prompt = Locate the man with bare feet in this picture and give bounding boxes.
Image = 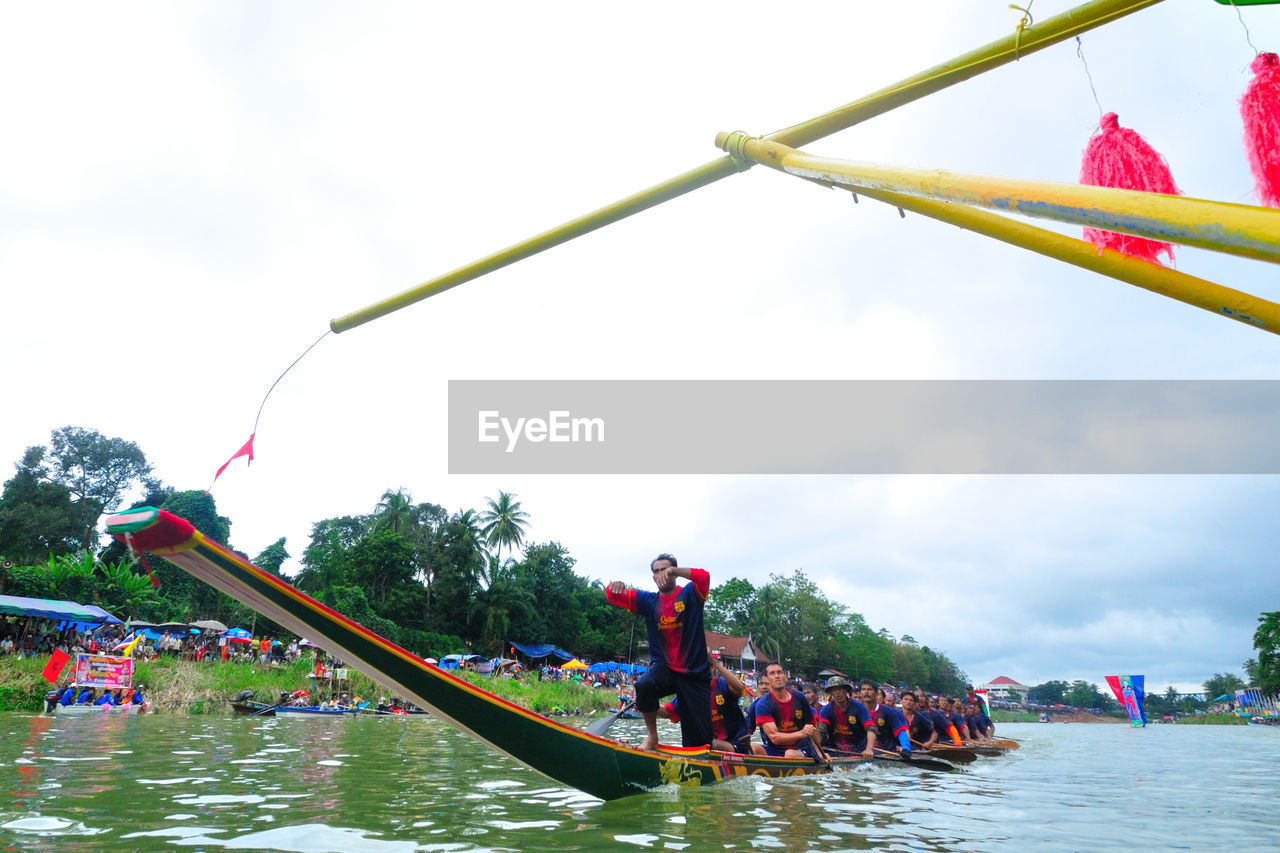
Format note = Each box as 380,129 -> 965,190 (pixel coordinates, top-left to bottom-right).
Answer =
606,554 -> 713,751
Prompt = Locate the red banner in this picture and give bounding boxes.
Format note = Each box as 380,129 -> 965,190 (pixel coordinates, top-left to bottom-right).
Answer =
41,649 -> 70,684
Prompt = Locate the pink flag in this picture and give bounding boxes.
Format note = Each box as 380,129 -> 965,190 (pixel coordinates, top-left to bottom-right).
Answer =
211,434 -> 255,487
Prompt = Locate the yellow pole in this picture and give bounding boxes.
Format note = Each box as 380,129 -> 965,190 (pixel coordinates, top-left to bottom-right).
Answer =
716,133 -> 1280,264
816,181 -> 1280,335
330,0 -> 1167,333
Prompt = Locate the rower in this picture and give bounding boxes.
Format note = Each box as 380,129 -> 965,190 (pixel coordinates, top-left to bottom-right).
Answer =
816,676 -> 874,759
659,648 -> 751,753
900,691 -> 937,748
860,681 -> 912,756
926,696 -> 962,745
947,699 -> 972,742
754,662 -> 826,760
965,701 -> 992,741
801,683 -> 823,718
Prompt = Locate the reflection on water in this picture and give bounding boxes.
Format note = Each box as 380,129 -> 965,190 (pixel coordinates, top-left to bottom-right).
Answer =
0,716 -> 1277,851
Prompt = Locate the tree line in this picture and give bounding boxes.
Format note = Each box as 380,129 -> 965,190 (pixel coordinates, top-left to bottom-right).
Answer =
1026,616 -> 1280,715
2,426 -> 972,684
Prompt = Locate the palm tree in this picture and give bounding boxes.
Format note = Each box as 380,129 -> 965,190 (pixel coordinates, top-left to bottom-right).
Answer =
477,491 -> 530,565
469,556 -> 534,654
373,488 -> 415,536
746,585 -> 783,666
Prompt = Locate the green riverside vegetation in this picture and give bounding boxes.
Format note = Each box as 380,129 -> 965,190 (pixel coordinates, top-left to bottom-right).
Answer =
1,656 -> 619,716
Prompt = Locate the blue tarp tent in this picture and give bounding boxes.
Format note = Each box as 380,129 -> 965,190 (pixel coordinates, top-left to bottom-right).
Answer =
0,594 -> 97,621
506,641 -> 576,661
440,653 -> 485,670
83,605 -> 122,625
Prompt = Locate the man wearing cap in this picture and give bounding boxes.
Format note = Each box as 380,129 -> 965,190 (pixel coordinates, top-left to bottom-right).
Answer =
606,553 -> 713,751
817,676 -> 875,759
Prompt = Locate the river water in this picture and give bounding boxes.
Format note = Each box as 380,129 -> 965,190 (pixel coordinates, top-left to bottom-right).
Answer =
0,716 -> 1275,851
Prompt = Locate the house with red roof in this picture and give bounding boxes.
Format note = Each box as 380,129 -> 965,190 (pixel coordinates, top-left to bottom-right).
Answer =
704,631 -> 772,671
980,675 -> 1029,702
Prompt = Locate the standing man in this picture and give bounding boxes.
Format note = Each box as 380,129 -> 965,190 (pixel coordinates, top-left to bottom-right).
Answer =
606,553 -> 713,751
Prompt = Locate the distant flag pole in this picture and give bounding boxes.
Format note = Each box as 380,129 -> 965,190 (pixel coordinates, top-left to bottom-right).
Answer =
41,648 -> 70,683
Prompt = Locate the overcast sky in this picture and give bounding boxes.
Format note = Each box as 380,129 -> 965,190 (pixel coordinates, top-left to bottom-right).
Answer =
3,2 -> 1278,693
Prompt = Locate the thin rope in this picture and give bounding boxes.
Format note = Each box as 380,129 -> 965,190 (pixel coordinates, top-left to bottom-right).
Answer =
1011,2 -> 1035,60
1076,37 -> 1104,120
1227,0 -> 1260,58
253,329 -> 332,436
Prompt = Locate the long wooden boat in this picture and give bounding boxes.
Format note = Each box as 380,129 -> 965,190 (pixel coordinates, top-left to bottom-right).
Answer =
232,700 -> 358,717
107,507 -> 946,799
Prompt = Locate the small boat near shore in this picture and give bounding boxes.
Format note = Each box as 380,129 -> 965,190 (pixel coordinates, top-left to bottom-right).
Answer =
47,700 -> 147,716
231,699 -> 362,717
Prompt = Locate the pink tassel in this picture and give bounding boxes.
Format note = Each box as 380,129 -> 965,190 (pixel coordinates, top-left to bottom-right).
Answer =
1079,112 -> 1181,264
1242,52 -> 1280,208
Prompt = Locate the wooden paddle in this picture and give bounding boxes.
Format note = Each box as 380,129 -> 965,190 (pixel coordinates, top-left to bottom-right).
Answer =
910,739 -> 977,764
826,746 -> 953,772
871,747 -> 956,772
584,701 -> 635,737
986,738 -> 1020,750
961,743 -> 1005,756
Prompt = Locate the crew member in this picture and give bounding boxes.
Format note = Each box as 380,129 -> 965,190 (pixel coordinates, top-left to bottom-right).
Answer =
660,648 -> 751,753
901,691 -> 937,748
606,554 -> 712,751
817,676 -> 875,759
754,662 -> 827,760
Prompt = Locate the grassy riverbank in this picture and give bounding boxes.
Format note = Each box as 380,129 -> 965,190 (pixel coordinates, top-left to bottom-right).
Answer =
0,656 -> 619,716
991,710 -> 1040,723
1170,713 -> 1249,725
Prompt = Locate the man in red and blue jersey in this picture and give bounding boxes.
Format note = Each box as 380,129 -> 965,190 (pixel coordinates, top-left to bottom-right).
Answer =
754,662 -> 828,761
861,681 -> 912,756
606,553 -> 712,751
817,676 -> 875,759
965,701 -> 992,741
900,691 -> 937,748
947,698 -> 972,742
660,650 -> 751,753
926,696 -> 962,745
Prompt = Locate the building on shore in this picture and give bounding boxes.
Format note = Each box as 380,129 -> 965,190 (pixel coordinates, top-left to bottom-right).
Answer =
981,675 -> 1030,703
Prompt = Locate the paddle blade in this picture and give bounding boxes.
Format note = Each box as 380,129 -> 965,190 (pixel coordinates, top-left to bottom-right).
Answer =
584,703 -> 633,737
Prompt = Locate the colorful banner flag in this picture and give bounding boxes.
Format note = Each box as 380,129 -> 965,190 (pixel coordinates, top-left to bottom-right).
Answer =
1105,674 -> 1146,727
74,654 -> 134,689
41,649 -> 70,684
